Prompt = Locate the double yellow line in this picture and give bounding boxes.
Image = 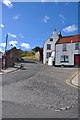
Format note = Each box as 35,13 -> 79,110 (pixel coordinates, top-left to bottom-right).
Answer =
66,70 -> 80,89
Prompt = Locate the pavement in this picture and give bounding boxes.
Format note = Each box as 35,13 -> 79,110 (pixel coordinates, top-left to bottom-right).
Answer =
0,67 -> 18,74
0,63 -> 21,74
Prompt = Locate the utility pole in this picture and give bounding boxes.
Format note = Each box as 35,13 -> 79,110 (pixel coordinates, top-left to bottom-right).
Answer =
2,34 -> 8,69
5,34 -> 8,53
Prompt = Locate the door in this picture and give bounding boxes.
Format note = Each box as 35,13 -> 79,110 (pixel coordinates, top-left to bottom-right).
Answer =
74,54 -> 80,66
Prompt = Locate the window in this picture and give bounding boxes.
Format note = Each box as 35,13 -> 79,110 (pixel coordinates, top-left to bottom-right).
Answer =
61,55 -> 69,62
46,52 -> 51,59
75,43 -> 79,50
63,44 -> 67,51
50,38 -> 53,41
47,44 -> 51,50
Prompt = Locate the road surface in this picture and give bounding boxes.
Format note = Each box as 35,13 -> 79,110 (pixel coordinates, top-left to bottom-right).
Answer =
1,62 -> 79,118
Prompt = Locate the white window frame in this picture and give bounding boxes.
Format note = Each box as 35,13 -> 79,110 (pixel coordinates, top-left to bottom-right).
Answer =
75,43 -> 79,50
61,55 -> 69,62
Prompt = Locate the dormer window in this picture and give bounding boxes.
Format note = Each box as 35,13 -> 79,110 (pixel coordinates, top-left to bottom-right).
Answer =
63,44 -> 67,51
75,43 -> 79,50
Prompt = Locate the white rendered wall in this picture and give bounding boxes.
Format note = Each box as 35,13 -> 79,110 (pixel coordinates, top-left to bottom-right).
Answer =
55,42 -> 80,66
43,37 -> 54,64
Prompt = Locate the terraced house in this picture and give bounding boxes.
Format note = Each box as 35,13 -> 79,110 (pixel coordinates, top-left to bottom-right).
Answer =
55,35 -> 80,67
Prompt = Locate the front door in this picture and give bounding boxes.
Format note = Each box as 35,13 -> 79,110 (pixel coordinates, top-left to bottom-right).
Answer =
74,54 -> 80,67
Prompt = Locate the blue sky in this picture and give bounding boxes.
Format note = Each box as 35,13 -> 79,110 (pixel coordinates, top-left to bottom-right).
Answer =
0,1 -> 78,52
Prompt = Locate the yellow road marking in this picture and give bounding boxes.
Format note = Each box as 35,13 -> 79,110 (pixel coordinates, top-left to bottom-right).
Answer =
66,70 -> 80,89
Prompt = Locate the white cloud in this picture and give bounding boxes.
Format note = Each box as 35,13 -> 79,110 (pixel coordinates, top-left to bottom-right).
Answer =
8,33 -> 17,38
54,0 -> 58,5
0,43 -> 6,47
41,0 -> 47,3
63,25 -> 78,33
59,14 -> 66,24
43,15 -> 50,23
18,33 -> 24,38
12,14 -> 20,20
3,0 -> 13,8
0,48 -> 4,53
9,40 -> 18,47
0,24 -> 4,28
20,43 -> 30,49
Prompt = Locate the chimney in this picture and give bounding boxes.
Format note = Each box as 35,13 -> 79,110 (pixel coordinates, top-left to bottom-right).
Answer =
59,31 -> 62,38
53,28 -> 56,34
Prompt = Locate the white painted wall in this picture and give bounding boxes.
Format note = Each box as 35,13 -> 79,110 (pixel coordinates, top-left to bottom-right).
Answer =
55,42 -> 80,66
43,32 -> 59,64
43,37 -> 53,64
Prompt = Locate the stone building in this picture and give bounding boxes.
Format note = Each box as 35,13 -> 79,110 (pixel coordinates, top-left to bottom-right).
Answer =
6,47 -> 22,67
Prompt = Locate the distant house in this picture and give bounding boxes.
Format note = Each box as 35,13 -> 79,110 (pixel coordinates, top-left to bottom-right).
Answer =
32,46 -> 43,62
6,47 -> 22,67
55,35 -> 80,67
43,30 -> 59,64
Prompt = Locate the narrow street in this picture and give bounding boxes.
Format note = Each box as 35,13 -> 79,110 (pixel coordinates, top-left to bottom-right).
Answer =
2,63 -> 79,118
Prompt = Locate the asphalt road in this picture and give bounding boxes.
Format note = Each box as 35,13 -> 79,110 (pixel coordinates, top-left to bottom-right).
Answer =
2,62 -> 79,118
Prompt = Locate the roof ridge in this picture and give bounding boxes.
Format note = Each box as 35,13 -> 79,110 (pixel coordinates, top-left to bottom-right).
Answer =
62,34 -> 80,38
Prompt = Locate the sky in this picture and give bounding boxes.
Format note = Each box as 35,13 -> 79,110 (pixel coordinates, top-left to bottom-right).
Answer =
0,1 -> 79,52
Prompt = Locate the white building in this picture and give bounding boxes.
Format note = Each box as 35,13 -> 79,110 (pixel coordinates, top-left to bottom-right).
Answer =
55,35 -> 80,67
43,30 -> 59,64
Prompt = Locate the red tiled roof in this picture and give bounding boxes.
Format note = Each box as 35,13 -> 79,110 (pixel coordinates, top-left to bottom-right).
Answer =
56,35 -> 80,44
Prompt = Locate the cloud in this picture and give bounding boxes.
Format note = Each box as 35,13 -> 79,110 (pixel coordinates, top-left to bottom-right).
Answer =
0,43 -> 6,47
0,24 -> 4,28
12,14 -> 20,20
18,33 -> 24,38
20,43 -> 30,49
59,14 -> 66,24
0,48 -> 4,53
9,40 -> 18,47
63,25 -> 78,33
8,33 -> 17,38
54,0 -> 58,5
3,0 -> 13,8
43,15 -> 50,23
41,0 -> 47,3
